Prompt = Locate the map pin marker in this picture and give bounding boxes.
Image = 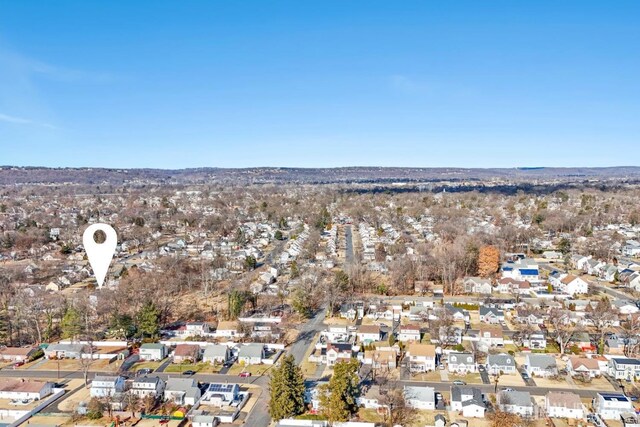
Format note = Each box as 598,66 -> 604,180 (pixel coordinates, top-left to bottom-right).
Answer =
83,223 -> 117,289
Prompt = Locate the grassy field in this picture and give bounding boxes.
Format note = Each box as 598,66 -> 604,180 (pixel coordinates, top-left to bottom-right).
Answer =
226,363 -> 274,376
163,362 -> 221,373
130,360 -> 163,371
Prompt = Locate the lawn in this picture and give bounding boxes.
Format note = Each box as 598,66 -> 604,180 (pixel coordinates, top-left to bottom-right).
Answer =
163,362 -> 221,374
410,370 -> 441,382
301,360 -> 318,377
130,361 -> 163,372
449,373 -> 483,384
226,363 -> 273,377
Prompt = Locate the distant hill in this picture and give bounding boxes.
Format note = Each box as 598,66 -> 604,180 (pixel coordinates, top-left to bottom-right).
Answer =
1,166 -> 639,186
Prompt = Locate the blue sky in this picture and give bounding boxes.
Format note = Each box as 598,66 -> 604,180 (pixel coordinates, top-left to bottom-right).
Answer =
1,1 -> 638,168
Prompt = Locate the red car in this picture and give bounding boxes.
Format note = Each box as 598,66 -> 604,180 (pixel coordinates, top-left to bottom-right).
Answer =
239,372 -> 251,378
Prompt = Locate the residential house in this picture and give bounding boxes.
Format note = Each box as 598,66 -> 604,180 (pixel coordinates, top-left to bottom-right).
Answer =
545,392 -> 585,419
173,344 -> 201,364
479,307 -> 504,324
497,390 -> 534,417
90,376 -> 126,398
326,343 -> 353,366
498,278 -> 531,295
131,376 -> 165,399
594,393 -> 634,420
615,300 -> 640,315
525,354 -> 557,378
448,352 -> 476,374
44,343 -> 88,359
621,413 -> 640,427
362,349 -> 397,370
203,344 -> 231,365
356,325 -> 381,344
139,343 -> 167,361
323,326 -> 351,342
608,358 -> 640,381
406,343 -> 437,372
522,333 -> 547,350
177,322 -> 211,338
445,304 -> 468,322
238,344 -> 265,365
216,321 -> 242,339
450,386 -> 486,418
486,353 -> 517,375
201,383 -> 241,407
164,378 -> 202,406
397,324 -> 421,342
0,379 -> 53,400
558,275 -> 589,296
192,414 -> 217,427
0,346 -> 39,363
568,357 -> 601,378
404,386 -> 436,410
464,277 -> 492,295
478,325 -> 504,350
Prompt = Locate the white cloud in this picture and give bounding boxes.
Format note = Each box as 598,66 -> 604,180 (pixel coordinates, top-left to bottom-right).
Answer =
389,74 -> 430,94
0,112 -> 58,129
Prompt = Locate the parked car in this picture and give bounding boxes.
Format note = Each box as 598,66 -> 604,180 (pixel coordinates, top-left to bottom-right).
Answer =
182,370 -> 196,376
239,372 -> 251,378
452,380 -> 466,385
521,372 -> 530,380
137,368 -> 153,375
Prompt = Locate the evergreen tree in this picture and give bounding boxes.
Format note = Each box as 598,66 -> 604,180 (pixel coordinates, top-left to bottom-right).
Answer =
269,354 -> 305,420
61,306 -> 82,339
319,359 -> 360,422
137,300 -> 160,338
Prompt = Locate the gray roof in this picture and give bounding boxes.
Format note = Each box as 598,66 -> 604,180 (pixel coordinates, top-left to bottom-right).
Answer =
46,343 -> 87,352
449,352 -> 474,364
238,343 -> 264,359
500,390 -> 532,407
140,343 -> 165,350
451,386 -> 483,404
133,376 -> 163,386
479,307 -> 503,316
526,354 -> 556,369
486,353 -> 515,367
166,377 -> 198,391
203,344 -> 229,359
404,386 -> 435,403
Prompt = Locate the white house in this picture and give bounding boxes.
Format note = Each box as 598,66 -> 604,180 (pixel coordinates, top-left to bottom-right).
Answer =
450,386 -> 485,418
215,321 -> 242,339
479,307 -> 504,324
464,277 -> 492,295
525,354 -> 557,378
397,324 -> 421,342
486,353 -> 516,375
164,378 -> 201,406
558,274 -> 589,296
139,343 -> 167,361
203,344 -> 231,364
404,386 -> 435,410
0,379 -> 53,400
201,383 -> 241,407
608,358 -> 640,380
594,393 -> 634,420
546,392 -> 585,419
131,376 -> 165,398
498,390 -> 534,417
567,357 -> 601,378
448,352 -> 476,374
356,325 -> 381,344
406,343 -> 436,372
238,344 -> 265,365
90,376 -> 126,398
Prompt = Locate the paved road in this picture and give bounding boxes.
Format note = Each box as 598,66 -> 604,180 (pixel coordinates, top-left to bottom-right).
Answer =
591,280 -> 634,300
344,225 -> 354,266
289,306 -> 328,365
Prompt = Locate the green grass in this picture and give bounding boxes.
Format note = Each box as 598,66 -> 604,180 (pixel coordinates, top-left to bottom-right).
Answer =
163,362 -> 221,373
226,363 -> 273,376
131,361 -> 163,371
